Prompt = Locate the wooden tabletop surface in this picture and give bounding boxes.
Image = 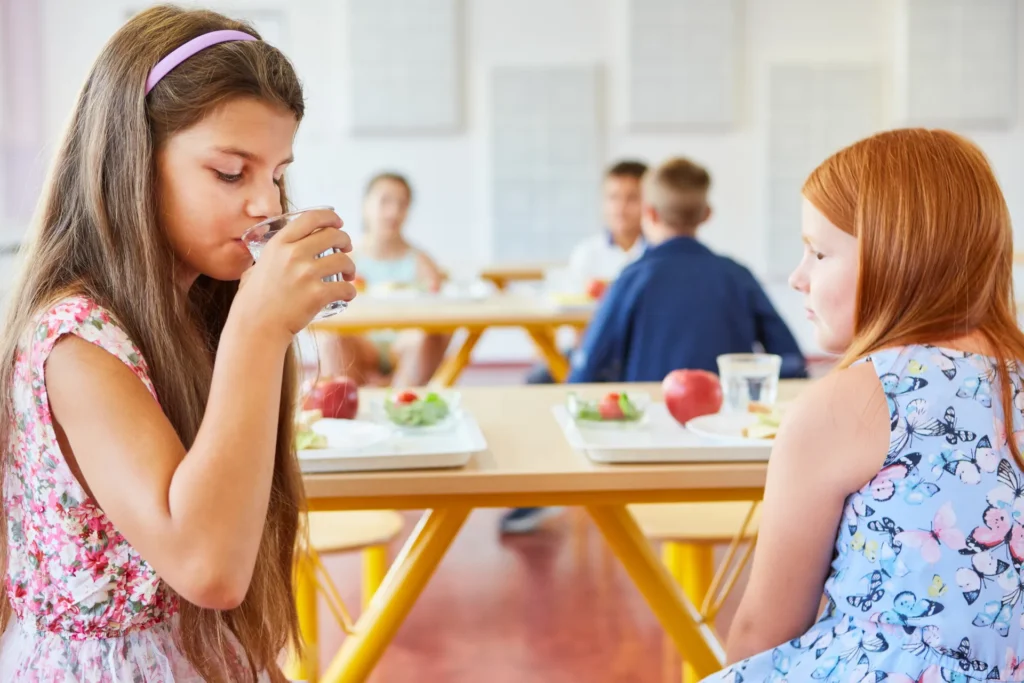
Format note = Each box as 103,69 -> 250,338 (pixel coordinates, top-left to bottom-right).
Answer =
303,381 -> 807,509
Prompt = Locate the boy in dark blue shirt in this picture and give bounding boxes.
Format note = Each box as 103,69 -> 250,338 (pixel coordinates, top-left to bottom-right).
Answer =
501,157 -> 806,536
568,157 -> 806,383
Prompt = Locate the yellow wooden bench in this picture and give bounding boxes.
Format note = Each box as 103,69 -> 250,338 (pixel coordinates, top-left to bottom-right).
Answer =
287,510 -> 405,682
631,502 -> 761,683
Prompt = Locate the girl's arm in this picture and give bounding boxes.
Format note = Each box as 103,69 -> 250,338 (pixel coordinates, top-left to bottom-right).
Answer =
414,249 -> 445,293
48,319 -> 284,609
46,213 -> 354,610
724,362 -> 889,663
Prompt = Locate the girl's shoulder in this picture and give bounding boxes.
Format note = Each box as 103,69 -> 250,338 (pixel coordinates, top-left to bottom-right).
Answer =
24,294 -> 152,390
29,295 -> 113,347
788,361 -> 889,437
775,361 -> 892,489
32,294 -> 122,343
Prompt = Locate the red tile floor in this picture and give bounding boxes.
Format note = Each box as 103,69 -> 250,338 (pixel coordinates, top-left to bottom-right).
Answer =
316,506 -> 749,683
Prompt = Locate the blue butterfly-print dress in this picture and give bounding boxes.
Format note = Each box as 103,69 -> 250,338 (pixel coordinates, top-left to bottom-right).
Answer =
703,345 -> 1024,683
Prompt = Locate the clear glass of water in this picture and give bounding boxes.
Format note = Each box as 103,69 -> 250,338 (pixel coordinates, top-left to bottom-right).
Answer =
241,206 -> 347,320
717,353 -> 782,413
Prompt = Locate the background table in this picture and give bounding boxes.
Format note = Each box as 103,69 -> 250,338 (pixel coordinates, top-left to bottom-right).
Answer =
309,293 -> 592,384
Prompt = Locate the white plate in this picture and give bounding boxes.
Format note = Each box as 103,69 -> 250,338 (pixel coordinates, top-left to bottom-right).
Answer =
685,412 -> 775,446
439,281 -> 494,301
311,419 -> 394,451
552,404 -> 772,464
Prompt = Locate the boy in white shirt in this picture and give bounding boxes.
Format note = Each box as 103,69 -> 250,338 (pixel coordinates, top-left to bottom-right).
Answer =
521,160 -> 648,387
565,160 -> 649,284
504,160 -> 647,534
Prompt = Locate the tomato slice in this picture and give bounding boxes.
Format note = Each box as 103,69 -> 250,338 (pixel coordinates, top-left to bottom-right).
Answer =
598,395 -> 624,420
394,390 -> 419,404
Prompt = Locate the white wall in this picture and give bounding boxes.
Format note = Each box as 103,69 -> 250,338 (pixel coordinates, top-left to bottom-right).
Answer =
13,0 -> 1024,360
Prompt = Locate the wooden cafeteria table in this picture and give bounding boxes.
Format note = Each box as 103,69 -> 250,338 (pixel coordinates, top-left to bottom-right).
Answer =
308,293 -> 592,385
477,263 -> 554,290
294,380 -> 807,682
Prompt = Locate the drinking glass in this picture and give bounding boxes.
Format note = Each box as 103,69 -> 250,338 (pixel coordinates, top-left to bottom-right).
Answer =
241,206 -> 347,320
716,353 -> 782,412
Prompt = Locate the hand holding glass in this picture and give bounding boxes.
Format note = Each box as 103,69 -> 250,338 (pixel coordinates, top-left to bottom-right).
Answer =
242,206 -> 350,320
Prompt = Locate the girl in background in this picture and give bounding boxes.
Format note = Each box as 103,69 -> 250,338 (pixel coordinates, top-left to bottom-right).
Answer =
317,172 -> 451,388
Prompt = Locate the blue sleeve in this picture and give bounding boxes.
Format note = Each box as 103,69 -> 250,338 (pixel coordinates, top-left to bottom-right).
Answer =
566,276 -> 636,384
745,270 -> 808,379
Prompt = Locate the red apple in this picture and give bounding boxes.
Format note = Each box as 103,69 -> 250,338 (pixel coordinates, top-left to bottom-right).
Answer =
304,377 -> 359,419
586,278 -> 609,300
662,370 -> 723,426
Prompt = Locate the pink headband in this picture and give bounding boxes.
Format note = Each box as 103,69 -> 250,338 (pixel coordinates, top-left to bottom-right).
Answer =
145,29 -> 258,95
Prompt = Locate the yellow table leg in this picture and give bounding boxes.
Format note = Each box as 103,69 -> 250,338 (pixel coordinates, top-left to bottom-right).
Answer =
320,507 -> 470,683
430,329 -> 483,387
586,505 -> 724,679
362,545 -> 388,611
678,544 -> 714,683
285,553 -> 320,682
661,542 -> 684,584
525,326 -> 570,382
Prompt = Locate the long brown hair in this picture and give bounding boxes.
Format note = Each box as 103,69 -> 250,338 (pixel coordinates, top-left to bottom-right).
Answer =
0,5 -> 306,681
803,128 -> 1024,465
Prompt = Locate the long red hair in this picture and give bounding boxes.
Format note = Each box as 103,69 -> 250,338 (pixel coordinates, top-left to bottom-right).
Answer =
803,128 -> 1024,464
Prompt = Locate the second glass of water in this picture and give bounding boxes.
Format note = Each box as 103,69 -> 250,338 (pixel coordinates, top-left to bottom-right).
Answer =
241,206 -> 347,320
717,353 -> 782,412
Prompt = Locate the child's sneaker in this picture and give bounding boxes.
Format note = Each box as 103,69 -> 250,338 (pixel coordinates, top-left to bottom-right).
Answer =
499,507 -> 564,534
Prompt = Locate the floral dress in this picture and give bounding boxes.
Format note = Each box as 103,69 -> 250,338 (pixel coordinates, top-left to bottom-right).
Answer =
0,297 -> 266,682
705,345 -> 1024,683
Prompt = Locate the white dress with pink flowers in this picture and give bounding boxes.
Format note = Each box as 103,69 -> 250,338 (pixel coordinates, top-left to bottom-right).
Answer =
0,297 -> 266,682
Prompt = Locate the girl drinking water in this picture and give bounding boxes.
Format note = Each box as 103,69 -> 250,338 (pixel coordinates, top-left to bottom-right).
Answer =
317,173 -> 450,387
705,129 -> 1024,682
0,6 -> 355,681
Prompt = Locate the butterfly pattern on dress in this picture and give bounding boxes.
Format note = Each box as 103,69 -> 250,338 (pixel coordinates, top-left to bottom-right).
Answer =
931,436 -> 998,486
702,346 -> 1024,683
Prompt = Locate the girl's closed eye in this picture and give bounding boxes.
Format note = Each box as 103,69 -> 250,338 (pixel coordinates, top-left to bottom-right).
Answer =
215,170 -> 243,183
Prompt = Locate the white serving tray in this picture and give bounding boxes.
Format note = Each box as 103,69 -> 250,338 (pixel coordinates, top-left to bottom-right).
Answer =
299,411 -> 486,473
552,404 -> 773,464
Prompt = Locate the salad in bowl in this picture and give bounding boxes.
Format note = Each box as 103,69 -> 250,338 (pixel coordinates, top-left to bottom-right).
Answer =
566,391 -> 649,427
378,389 -> 460,430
